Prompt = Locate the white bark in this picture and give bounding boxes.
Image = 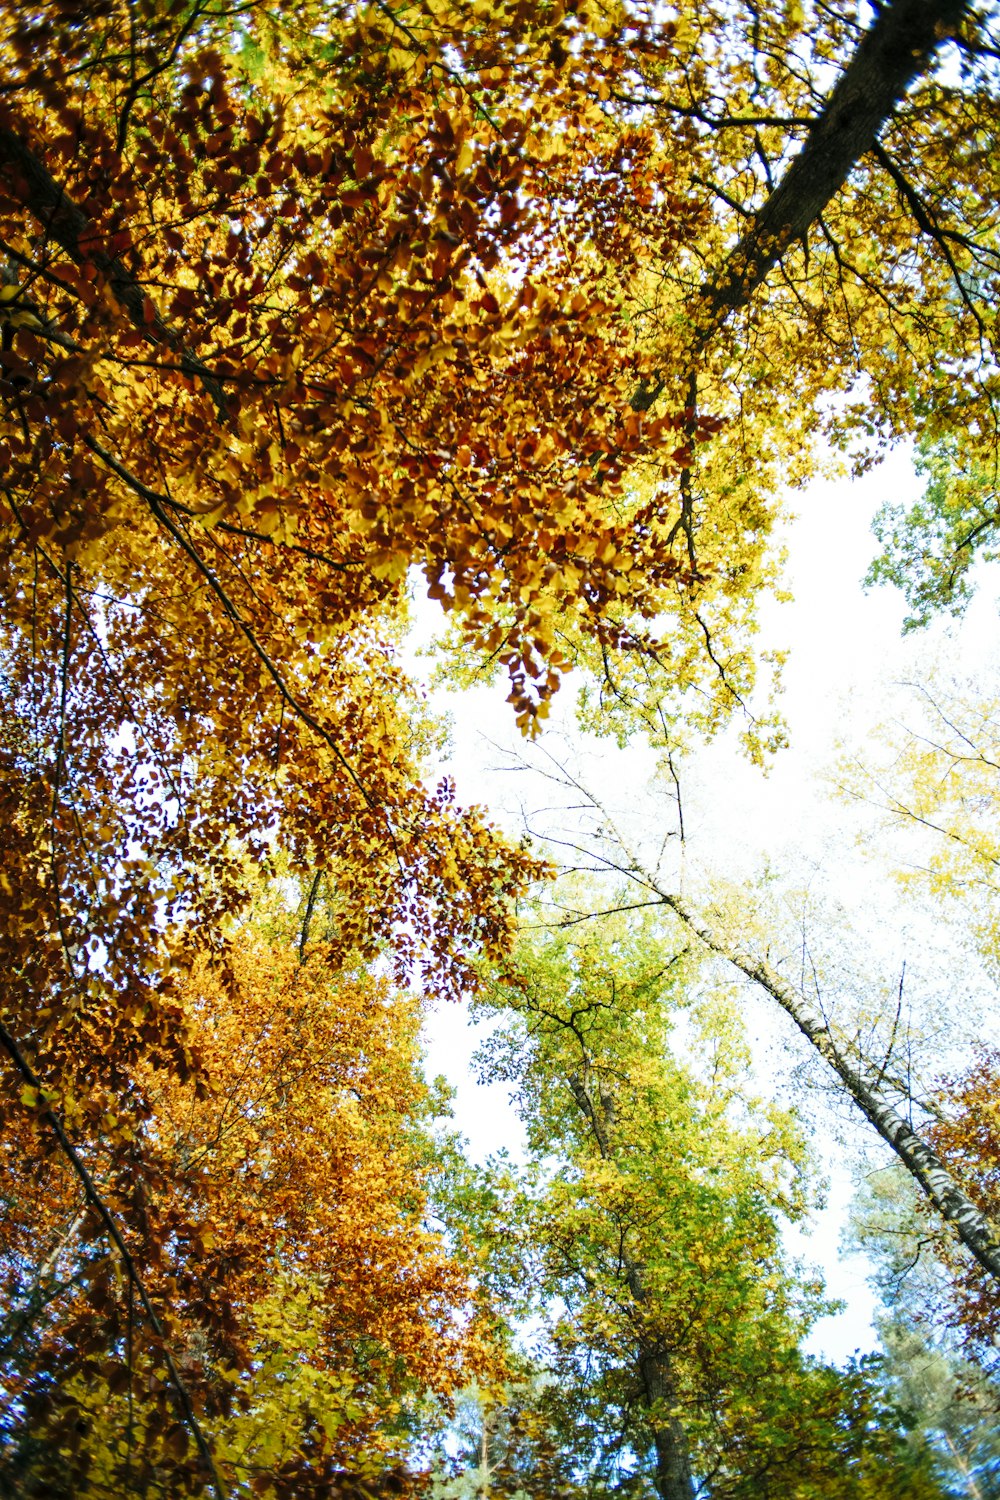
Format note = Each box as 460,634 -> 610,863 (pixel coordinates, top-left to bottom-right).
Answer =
661,889 -> 1000,1285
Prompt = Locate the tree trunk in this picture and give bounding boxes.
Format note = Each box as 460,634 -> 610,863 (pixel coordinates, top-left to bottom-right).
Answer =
660,890 -> 1000,1284
696,0 -> 971,344
568,1074 -> 697,1499
630,1280 -> 698,1500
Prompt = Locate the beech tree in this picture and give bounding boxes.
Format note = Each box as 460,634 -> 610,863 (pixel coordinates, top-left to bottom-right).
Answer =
0,911 -> 492,1496
2,0 -> 995,1069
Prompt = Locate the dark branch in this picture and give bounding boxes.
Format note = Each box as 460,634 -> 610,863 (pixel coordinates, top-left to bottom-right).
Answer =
0,122 -> 230,417
697,0 -> 971,344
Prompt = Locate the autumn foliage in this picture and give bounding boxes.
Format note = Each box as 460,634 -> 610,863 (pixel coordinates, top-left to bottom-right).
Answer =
0,0 -> 714,1138
925,1050 -> 1000,1369
0,926 -> 493,1494
2,0 -> 1000,1491
0,5 -> 733,1477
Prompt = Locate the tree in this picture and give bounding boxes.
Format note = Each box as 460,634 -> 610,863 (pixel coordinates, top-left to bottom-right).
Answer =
443,896 -> 947,1498
0,913 -> 494,1496
924,1049 -> 1000,1369
838,674 -> 1000,973
879,1317 -> 1000,1499
498,742 -> 1000,1292
867,439 -> 1000,631
2,0 -> 997,1052
834,669 -> 1000,1325
849,1164 -> 1000,1496
3,0 -> 1000,1481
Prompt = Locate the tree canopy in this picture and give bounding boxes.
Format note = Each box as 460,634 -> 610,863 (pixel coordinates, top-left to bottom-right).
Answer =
2,0 -> 1000,1492
454,903 -> 948,1500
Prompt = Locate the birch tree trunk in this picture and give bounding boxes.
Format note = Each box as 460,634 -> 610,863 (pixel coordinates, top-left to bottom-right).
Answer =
659,890 -> 1000,1284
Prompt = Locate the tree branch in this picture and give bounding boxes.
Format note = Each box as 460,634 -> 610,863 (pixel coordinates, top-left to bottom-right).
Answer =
695,0 -> 971,345
82,436 -> 377,812
0,1020 -> 227,1500
0,122 -> 230,418
298,869 -> 323,962
82,435 -> 358,573
871,141 -> 988,343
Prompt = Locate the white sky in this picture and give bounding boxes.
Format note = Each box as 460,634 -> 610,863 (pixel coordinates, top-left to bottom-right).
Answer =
412,444 -> 1000,1366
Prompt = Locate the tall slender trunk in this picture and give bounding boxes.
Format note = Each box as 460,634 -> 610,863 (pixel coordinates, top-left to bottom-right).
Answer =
568,1075 -> 697,1500
479,1411 -> 490,1500
628,1273 -> 698,1500
659,889 -> 1000,1283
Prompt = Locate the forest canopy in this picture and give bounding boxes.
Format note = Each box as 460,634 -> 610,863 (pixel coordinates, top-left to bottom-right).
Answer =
1,0 -> 999,1494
